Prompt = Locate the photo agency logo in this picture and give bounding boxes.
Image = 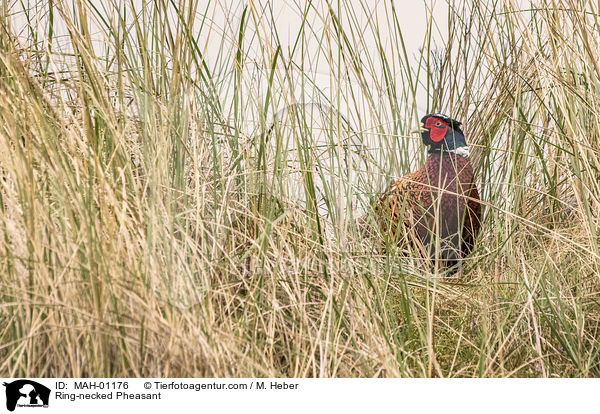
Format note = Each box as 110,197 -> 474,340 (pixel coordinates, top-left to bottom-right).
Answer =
2,380 -> 50,412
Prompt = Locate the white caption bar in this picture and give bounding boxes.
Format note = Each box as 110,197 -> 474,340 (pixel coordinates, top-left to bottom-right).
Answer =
1,378 -> 598,413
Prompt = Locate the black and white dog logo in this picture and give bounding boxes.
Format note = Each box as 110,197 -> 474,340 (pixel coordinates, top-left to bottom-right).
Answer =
3,380 -> 50,412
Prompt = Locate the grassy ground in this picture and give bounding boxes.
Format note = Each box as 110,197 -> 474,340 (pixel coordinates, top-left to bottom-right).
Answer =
1,0 -> 600,377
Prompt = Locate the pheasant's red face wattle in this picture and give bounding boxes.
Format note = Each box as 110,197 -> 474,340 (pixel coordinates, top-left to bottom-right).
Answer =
425,117 -> 449,142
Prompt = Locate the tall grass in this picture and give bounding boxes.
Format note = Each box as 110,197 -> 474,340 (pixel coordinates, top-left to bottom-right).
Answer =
1,0 -> 599,377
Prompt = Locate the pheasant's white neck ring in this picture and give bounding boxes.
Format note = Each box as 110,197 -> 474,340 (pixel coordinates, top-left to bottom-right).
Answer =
447,146 -> 470,158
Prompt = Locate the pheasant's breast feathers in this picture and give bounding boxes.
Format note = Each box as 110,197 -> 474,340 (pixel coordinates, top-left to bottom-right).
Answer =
377,152 -> 481,262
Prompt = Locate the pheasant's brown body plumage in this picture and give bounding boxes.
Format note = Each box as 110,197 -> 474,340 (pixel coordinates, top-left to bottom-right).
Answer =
378,151 -> 481,269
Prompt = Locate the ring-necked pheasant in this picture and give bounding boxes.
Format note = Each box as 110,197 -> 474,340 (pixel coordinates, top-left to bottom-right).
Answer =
377,114 -> 481,272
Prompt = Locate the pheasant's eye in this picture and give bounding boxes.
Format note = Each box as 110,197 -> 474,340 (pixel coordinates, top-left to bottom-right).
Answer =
435,121 -> 442,127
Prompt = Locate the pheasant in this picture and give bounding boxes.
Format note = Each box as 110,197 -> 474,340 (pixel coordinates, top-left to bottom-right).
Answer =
377,114 -> 481,271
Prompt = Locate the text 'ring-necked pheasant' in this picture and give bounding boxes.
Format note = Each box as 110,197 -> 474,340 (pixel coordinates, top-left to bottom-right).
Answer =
377,114 -> 482,273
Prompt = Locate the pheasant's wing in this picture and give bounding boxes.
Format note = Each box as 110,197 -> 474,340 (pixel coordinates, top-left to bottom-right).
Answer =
377,170 -> 433,245
461,185 -> 482,257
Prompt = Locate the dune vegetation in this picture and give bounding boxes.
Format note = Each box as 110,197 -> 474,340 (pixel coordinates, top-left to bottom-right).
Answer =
1,0 -> 599,377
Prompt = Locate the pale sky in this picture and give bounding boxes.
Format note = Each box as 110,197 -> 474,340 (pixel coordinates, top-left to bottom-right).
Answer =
8,0 -> 448,115
7,0 -> 456,219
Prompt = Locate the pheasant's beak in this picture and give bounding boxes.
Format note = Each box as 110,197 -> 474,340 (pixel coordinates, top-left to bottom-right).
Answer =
410,123 -> 428,134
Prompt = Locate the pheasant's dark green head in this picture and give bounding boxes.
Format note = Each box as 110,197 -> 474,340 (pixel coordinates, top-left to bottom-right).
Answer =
418,114 -> 467,153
